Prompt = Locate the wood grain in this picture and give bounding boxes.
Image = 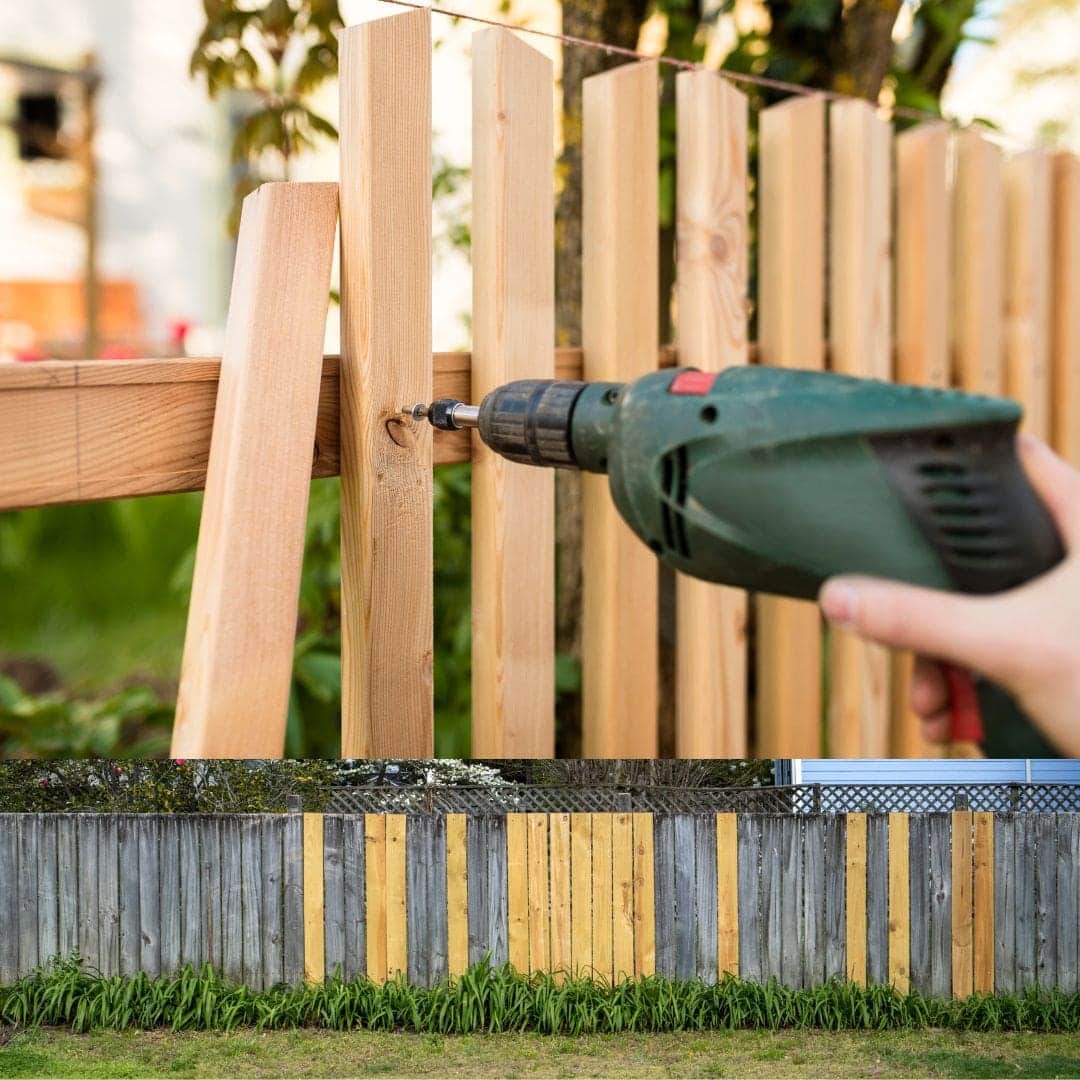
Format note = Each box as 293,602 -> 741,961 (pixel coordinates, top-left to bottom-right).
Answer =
302,813 -> 324,984
845,813 -> 867,986
716,813 -> 739,977
1004,149 -> 1053,440
385,815 -> 408,979
526,814 -> 550,974
674,70 -> 748,757
893,124 -> 951,760
888,813 -> 910,993
470,29 -> 555,757
506,814 -> 529,973
613,813 -> 635,982
952,811 -> 974,998
364,814 -> 387,982
580,61 -> 660,756
954,131 -> 1005,396
827,100 -> 892,758
549,813 -> 572,980
339,10 -> 433,757
1052,154 -> 1080,467
632,812 -> 655,977
0,347 -> 680,512
570,813 -> 592,976
755,94 -> 825,759
446,813 -> 469,980
170,182 -> 336,758
591,813 -> 614,983
973,811 -> 995,994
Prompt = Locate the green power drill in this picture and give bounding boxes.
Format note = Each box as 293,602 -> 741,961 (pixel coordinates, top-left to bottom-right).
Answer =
406,366 -> 1066,757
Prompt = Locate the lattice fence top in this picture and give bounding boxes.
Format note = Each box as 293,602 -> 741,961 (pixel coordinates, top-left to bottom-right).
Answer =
322,782 -> 1080,816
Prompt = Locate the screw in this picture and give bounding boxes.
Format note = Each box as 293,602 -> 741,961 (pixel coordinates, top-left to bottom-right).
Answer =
402,403 -> 430,422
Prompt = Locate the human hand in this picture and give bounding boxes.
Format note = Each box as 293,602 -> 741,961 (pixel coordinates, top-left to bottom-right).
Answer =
818,434 -> 1080,756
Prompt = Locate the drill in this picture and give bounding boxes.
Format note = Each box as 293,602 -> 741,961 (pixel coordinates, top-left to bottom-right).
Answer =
407,366 -> 1065,757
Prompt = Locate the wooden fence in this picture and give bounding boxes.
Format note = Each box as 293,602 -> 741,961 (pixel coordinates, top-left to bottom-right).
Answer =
1,7 -> 1078,759
1,812 -> 1077,998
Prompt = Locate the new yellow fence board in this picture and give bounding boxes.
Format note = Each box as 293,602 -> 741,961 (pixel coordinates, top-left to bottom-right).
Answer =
549,814 -> 572,980
303,813 -> 325,985
755,94 -> 825,759
385,815 -> 408,979
846,813 -> 868,986
364,815 -> 386,983
1052,153 -> 1080,467
973,812 -> 995,993
470,27 -> 555,757
570,814 -> 593,977
674,69 -> 749,757
507,814 -> 529,973
952,811 -> 974,998
888,813 -> 910,994
632,813 -> 655,978
527,814 -> 550,974
591,813 -> 614,984
716,813 -> 740,977
446,814 -> 469,980
581,60 -> 660,757
613,813 -> 635,982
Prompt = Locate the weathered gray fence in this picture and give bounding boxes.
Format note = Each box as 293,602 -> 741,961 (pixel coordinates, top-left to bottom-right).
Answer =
0,812 -> 1076,998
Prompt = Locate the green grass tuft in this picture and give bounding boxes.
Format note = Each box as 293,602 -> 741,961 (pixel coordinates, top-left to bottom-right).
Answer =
1,957 -> 1078,1036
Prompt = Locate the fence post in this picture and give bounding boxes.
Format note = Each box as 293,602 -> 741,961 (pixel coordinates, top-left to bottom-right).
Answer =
470,28 -> 556,757
827,99 -> 892,757
580,61 -> 660,756
755,94 -> 825,759
339,10 -> 434,757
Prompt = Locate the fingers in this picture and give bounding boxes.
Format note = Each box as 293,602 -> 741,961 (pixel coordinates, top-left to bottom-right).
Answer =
1017,434 -> 1080,550
910,656 -> 948,716
819,575 -> 1021,678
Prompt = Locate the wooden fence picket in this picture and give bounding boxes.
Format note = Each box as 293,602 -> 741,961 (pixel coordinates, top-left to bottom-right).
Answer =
471,28 -> 556,757
674,69 -> 749,757
581,60 -> 660,757
755,94 -> 826,758
1052,154 -> 1080,466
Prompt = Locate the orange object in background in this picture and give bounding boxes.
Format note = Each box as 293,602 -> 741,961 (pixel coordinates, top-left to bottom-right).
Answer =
0,279 -> 142,354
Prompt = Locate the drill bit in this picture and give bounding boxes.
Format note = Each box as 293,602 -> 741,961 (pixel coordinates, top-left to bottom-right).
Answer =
401,399 -> 480,431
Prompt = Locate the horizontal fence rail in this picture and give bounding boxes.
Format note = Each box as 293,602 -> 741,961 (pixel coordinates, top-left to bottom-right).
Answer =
1,812 -> 1077,999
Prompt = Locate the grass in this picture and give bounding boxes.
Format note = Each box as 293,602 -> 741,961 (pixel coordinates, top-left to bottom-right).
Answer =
0,1027 -> 1078,1078
3,959 -> 1079,1037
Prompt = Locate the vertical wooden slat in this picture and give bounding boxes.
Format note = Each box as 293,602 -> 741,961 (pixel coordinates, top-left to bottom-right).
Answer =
239,817 -> 263,986
77,816 -> 100,974
549,813 -> 572,980
429,814 -> 448,986
1051,154 -> 1080,466
526,814 -> 550,974
693,815 -> 718,985
1014,814 -> 1036,990
755,94 -> 825,759
633,813 -> 655,978
385,815 -> 408,979
591,813 -> 615,984
506,814 -> 529,973
928,813 -> 953,998
1005,149 -> 1053,440
994,814 -> 1015,994
339,9 -> 433,757
302,813 -> 324,984
282,812 -> 304,986
57,815 -> 78,963
954,131 -> 1005,396
824,815 -> 847,982
36,815 -> 58,966
171,183 -> 337,758
341,816 -> 365,981
364,815 -> 386,982
893,123 -> 951,759
973,811 -> 995,994
866,815 -> 889,987
261,816 -> 284,989
612,813 -> 635,982
715,813 -> 739,978
736,816 -> 762,984
951,811 -> 974,998
471,28 -> 555,757
761,817 -> 782,983
446,814 -> 469,980
159,817 -> 180,977
570,813 -> 593,976
322,816 -> 344,981
654,815 -> 676,978
674,69 -> 748,757
827,99 -> 892,758
581,60 -> 659,757
1035,814 -> 1057,989
780,815 -> 804,988
137,816 -> 160,979
199,817 -> 222,976
467,816 -> 508,968
0,817 -> 18,982
1056,814 -> 1079,995
803,816 -> 826,988
888,813 -> 910,994
845,812 -> 867,986
672,814 -> 698,982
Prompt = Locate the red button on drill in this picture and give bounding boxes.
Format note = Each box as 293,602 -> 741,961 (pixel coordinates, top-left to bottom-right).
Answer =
669,370 -> 717,395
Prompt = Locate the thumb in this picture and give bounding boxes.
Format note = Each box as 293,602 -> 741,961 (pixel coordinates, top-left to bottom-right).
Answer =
819,575 -> 1021,678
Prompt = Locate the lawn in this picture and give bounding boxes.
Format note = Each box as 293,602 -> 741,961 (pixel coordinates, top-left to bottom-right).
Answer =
1,1027 -> 1078,1078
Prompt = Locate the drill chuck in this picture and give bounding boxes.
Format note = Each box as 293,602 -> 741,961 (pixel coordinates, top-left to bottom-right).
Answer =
476,380 -> 586,467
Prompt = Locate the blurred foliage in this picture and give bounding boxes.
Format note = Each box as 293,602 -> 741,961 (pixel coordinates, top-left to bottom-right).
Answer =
0,758 -> 337,812
190,0 -> 344,231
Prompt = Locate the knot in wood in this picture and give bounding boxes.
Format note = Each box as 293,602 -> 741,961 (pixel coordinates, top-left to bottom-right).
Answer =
385,416 -> 418,451
710,232 -> 730,262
